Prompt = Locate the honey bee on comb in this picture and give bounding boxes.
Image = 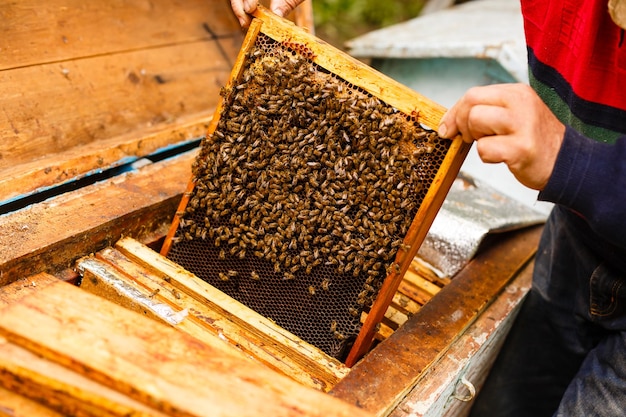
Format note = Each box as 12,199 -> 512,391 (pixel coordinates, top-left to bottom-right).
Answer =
166,32 -> 451,359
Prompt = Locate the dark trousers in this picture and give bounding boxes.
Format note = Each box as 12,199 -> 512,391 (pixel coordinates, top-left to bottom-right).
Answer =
469,206 -> 626,417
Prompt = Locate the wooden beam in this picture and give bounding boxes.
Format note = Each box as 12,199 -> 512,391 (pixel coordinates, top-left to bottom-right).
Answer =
79,247 -> 347,391
0,386 -> 64,417
0,37 -> 234,200
115,237 -> 350,386
390,262 -> 533,417
329,225 -> 543,416
0,273 -> 370,417
0,0 -> 241,71
0,150 -> 194,286
0,115 -> 209,204
0,336 -> 168,417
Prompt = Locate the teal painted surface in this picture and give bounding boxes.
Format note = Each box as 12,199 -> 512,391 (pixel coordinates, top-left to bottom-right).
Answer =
372,57 -> 516,108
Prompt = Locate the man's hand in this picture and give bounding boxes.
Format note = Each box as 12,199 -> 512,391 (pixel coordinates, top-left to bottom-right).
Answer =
438,83 -> 565,191
230,0 -> 306,27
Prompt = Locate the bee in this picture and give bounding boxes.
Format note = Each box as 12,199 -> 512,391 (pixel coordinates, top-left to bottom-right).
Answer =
218,272 -> 229,281
283,272 -> 295,281
330,320 -> 337,332
250,271 -> 260,281
333,331 -> 345,341
171,288 -> 182,300
308,285 -> 316,295
321,278 -> 330,291
148,288 -> 160,298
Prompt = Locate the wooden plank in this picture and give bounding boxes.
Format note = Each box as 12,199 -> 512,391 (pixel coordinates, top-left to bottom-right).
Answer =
397,279 -> 435,306
0,150 -> 194,286
329,225 -> 543,416
78,256 -> 200,328
381,306 -> 409,329
0,115 -> 210,204
409,257 -> 451,287
79,248 -> 345,391
390,262 -> 532,417
0,335 -> 168,417
391,292 -> 422,316
0,38 -> 235,200
115,237 -> 351,382
402,273 -> 442,298
0,0 -> 241,71
0,273 -> 370,417
0,386 -> 63,417
0,273 -> 59,304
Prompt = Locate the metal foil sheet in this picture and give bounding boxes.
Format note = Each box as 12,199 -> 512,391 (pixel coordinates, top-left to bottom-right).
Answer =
417,172 -> 548,277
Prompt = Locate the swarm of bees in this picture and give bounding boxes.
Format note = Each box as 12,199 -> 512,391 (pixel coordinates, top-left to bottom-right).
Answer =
167,34 -> 448,358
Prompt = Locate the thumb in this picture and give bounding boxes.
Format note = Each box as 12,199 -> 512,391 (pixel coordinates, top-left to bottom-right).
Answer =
438,109 -> 459,140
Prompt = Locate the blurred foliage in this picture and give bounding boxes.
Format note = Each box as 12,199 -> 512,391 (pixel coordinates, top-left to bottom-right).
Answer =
312,0 -> 426,49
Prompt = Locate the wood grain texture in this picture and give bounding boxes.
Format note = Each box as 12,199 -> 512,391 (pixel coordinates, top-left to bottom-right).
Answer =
80,247 -> 344,391
329,226 -> 543,416
116,237 -> 350,385
0,386 -> 64,417
0,274 -> 370,417
390,262 -> 533,417
0,40 -> 230,201
0,334 -> 168,417
0,150 -> 194,286
0,115 -> 210,204
0,0 -> 244,201
0,0 -> 241,71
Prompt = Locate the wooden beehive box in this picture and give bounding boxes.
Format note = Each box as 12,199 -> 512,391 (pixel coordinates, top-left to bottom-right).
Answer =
0,1 -> 541,416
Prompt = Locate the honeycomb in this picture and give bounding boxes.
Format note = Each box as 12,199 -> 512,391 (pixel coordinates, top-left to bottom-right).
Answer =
166,33 -> 450,360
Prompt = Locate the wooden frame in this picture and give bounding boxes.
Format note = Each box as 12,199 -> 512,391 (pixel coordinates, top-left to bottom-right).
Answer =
160,6 -> 470,366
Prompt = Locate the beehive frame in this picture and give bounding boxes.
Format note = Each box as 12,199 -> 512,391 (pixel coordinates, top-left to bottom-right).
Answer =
161,6 -> 470,366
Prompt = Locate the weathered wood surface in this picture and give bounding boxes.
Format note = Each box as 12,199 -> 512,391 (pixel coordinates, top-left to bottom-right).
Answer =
0,150 -> 194,286
116,237 -> 350,385
0,274 -> 168,416
78,245 -> 348,391
329,225 -> 542,416
0,0 -> 240,71
0,337 -> 169,416
0,386 -> 64,417
0,273 -> 370,417
0,0 -> 242,202
390,261 -> 533,417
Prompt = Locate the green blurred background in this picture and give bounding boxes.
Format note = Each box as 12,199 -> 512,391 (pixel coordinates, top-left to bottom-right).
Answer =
312,0 -> 427,49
